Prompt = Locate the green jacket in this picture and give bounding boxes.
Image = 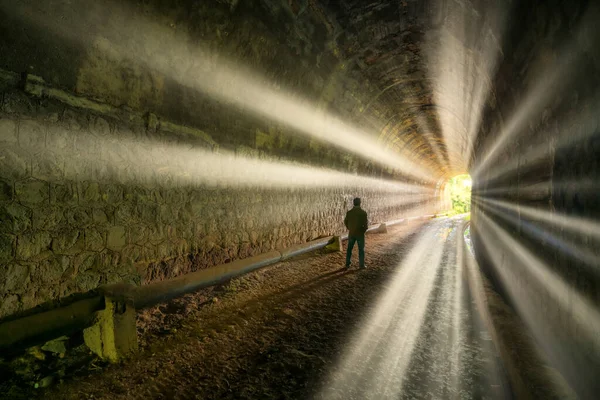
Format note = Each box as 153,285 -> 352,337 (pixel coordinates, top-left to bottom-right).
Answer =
344,206 -> 368,237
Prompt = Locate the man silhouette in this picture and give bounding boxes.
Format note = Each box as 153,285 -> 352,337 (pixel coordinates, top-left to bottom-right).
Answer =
344,197 -> 368,270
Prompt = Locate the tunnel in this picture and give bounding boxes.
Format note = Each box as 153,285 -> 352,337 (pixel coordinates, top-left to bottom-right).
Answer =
0,0 -> 599,398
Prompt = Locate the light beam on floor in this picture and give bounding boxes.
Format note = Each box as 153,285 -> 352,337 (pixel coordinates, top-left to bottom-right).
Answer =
318,224 -> 448,399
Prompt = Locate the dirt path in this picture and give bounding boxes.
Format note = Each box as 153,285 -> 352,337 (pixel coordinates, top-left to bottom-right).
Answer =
32,218 -> 508,400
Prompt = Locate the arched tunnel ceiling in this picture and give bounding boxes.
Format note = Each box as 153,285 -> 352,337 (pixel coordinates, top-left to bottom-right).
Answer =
316,0 -> 485,179
0,0 -> 596,183
320,0 -> 599,182
0,0 -> 488,182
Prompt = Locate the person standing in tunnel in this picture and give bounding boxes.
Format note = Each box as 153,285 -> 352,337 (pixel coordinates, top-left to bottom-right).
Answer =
344,197 -> 368,270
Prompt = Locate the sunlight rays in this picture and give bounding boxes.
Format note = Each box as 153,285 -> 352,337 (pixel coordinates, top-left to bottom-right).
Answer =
475,211 -> 600,395
318,224 -> 446,399
2,1 -> 436,183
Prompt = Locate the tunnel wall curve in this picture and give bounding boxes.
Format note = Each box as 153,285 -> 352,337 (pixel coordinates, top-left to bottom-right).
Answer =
469,1 -> 600,397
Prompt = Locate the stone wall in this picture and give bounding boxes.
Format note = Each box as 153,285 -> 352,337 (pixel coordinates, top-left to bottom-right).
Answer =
0,0 -> 443,319
0,0 -> 384,155
0,90 -> 436,318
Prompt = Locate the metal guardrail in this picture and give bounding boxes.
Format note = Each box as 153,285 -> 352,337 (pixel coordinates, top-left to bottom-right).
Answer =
0,214 -> 437,354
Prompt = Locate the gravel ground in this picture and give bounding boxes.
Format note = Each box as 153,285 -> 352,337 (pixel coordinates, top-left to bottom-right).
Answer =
19,217 -> 509,400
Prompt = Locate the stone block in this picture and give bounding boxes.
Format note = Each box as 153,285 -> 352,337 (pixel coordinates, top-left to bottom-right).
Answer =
62,155 -> 87,180
145,113 -> 159,133
325,236 -> 343,253
238,230 -> 250,243
114,203 -> 135,224
64,207 -> 93,227
165,225 -> 178,241
2,143 -> 32,180
200,235 -> 217,253
0,118 -> 18,144
85,228 -> 106,252
123,245 -> 143,263
75,270 -> 101,291
175,239 -> 189,256
92,208 -> 109,224
2,91 -> 33,115
136,202 -> 159,222
151,189 -> 165,205
18,120 -> 46,151
0,203 -> 32,234
83,182 -> 101,202
176,206 -> 192,224
124,186 -> 148,203
15,179 -> 49,204
41,336 -> 68,354
50,183 -> 78,204
0,234 -> 15,263
32,153 -> 64,180
74,132 -> 101,158
83,284 -> 138,363
46,125 -> 74,151
127,225 -> 147,245
32,256 -> 69,284
0,294 -> 20,318
32,206 -> 64,230
141,245 -> 158,261
16,231 -> 51,260
147,225 -> 168,245
107,226 -> 127,250
164,188 -> 185,205
2,263 -> 30,291
42,110 -> 60,124
72,252 -> 98,272
51,229 -> 82,253
88,160 -> 111,183
378,223 -> 388,233
156,241 -> 171,259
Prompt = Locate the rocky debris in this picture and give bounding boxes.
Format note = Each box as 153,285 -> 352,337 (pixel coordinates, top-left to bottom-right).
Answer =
0,333 -> 103,400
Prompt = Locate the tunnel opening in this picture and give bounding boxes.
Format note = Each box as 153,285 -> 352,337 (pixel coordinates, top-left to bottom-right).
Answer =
447,174 -> 472,215
0,0 -> 599,397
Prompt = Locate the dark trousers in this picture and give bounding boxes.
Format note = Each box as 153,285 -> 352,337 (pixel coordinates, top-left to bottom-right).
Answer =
346,235 -> 365,267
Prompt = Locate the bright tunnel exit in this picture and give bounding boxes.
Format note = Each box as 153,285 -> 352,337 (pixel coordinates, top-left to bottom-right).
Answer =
446,174 -> 472,215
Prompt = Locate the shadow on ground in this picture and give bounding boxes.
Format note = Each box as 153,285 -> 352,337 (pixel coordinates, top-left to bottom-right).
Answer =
5,224 -> 424,400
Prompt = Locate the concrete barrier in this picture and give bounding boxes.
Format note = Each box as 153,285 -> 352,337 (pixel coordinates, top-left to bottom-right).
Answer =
83,284 -> 138,362
134,250 -> 284,310
0,295 -> 103,355
279,237 -> 333,261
